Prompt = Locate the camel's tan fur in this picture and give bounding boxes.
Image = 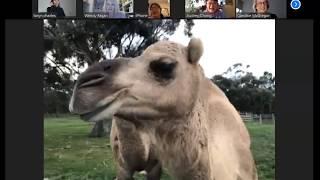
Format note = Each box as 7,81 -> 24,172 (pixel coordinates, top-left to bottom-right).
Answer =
69,38 -> 258,180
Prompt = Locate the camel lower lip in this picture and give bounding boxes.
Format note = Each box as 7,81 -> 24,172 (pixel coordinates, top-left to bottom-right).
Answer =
79,96 -> 119,121
80,103 -> 110,121
79,88 -> 129,121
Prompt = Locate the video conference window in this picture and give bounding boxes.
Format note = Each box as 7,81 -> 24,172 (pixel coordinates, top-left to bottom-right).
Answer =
83,0 -> 134,18
38,0 -> 76,17
148,0 -> 170,18
185,0 -> 235,18
236,0 -> 286,18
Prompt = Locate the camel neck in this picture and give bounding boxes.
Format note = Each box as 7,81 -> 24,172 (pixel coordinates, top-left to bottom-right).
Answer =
153,99 -> 211,179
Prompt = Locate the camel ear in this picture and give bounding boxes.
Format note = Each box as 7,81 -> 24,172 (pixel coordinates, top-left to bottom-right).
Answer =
187,38 -> 203,64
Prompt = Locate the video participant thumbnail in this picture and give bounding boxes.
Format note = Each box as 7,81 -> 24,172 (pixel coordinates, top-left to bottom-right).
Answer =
83,0 -> 134,18
236,0 -> 286,18
185,0 -> 236,18
135,0 -> 170,18
38,0 -> 77,17
148,0 -> 170,18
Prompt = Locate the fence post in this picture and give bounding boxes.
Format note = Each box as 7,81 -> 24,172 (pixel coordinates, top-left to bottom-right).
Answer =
272,113 -> 275,124
259,114 -> 262,124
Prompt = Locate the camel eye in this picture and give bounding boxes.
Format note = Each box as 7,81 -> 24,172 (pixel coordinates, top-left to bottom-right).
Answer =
149,60 -> 177,80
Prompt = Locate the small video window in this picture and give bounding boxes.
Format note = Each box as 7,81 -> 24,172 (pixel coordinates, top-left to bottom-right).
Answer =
236,0 -> 286,18
185,0 -> 235,18
148,0 -> 170,19
83,0 -> 134,18
38,0 -> 77,17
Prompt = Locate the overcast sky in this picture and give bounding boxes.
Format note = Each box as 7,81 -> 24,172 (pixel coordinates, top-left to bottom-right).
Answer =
169,20 -> 275,78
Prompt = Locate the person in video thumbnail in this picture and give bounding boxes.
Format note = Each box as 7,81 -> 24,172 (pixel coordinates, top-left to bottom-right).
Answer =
85,0 -> 126,18
203,0 -> 225,18
104,0 -> 127,18
47,0 -> 65,17
149,3 -> 164,19
253,0 -> 277,18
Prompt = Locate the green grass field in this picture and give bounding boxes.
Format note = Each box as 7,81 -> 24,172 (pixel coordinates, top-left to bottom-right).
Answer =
44,116 -> 275,180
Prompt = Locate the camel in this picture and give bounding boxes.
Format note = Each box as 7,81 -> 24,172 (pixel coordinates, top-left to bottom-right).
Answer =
69,38 -> 258,180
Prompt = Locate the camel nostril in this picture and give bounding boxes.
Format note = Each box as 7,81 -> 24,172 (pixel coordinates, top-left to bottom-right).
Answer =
78,73 -> 105,89
103,65 -> 112,72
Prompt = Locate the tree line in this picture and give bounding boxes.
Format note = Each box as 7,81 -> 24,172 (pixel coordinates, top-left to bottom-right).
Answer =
211,63 -> 275,114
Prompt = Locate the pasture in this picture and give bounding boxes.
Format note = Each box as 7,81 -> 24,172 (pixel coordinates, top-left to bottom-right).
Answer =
44,116 -> 275,180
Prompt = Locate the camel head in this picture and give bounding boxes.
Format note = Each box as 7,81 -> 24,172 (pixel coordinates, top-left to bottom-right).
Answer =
69,38 -> 204,122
